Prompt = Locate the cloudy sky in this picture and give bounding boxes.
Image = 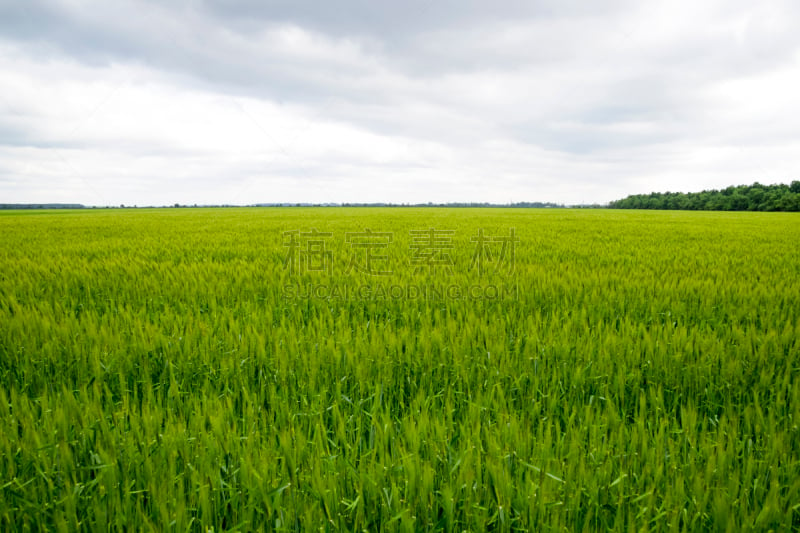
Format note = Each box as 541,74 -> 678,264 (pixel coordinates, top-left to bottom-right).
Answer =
1,1 -> 798,206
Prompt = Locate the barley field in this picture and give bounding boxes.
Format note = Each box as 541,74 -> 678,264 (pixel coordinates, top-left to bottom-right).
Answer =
1,208 -> 798,531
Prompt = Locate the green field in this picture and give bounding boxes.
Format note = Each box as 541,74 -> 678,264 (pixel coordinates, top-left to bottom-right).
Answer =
1,208 -> 798,531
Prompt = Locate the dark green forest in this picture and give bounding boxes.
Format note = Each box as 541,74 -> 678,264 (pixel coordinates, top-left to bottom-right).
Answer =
610,181 -> 800,211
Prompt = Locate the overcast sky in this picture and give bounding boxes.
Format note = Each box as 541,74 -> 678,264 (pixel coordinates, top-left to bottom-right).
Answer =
1,0 -> 798,205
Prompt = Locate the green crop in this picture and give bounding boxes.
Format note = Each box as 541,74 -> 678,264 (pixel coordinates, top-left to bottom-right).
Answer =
0,208 -> 798,531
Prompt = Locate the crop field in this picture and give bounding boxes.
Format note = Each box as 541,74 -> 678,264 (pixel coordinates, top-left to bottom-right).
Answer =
0,207 -> 799,531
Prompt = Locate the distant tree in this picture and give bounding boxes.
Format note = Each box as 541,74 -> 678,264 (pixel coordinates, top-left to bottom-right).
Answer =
730,193 -> 748,210
609,182 -> 800,212
778,193 -> 800,212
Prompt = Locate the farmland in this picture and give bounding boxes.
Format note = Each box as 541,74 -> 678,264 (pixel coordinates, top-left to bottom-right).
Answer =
0,208 -> 799,531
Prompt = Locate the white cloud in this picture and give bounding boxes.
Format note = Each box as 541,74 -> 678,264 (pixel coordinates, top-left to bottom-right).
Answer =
1,1 -> 799,205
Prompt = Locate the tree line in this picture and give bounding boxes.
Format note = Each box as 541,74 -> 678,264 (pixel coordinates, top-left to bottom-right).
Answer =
610,181 -> 800,211
0,203 -> 86,209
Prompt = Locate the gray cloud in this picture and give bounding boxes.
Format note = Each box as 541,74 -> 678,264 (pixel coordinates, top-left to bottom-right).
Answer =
1,0 -> 799,204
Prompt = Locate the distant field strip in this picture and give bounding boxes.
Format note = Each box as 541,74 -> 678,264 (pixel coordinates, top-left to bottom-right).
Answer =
1,208 -> 798,531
